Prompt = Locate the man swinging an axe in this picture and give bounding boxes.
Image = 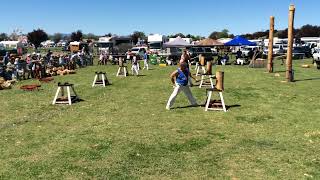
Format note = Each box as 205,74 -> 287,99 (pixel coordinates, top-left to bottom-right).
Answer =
166,62 -> 198,110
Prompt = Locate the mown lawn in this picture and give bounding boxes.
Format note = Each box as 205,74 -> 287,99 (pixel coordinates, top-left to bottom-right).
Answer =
0,59 -> 319,179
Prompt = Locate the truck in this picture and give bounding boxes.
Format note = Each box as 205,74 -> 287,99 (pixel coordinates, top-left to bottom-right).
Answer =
96,36 -> 132,54
96,37 -> 113,54
148,34 -> 165,53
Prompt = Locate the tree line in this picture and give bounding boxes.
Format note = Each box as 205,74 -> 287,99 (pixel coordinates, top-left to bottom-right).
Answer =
241,24 -> 320,39
1,24 -> 320,49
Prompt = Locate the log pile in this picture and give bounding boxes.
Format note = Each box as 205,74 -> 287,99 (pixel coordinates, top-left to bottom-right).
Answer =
0,77 -> 15,90
46,67 -> 76,76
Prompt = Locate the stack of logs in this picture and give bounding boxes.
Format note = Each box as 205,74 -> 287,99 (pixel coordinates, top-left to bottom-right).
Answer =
0,77 -> 14,90
46,67 -> 76,76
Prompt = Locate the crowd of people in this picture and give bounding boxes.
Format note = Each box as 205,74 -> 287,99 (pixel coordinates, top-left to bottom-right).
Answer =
0,49 -> 93,81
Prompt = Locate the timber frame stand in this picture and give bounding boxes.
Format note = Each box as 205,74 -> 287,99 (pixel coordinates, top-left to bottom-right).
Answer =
196,54 -> 206,76
116,58 -> 129,77
92,72 -> 110,87
205,71 -> 227,112
52,82 -> 79,105
199,61 -> 215,88
199,74 -> 215,88
116,65 -> 128,77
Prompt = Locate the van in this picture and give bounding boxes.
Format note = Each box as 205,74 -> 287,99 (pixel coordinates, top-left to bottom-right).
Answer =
69,41 -> 88,53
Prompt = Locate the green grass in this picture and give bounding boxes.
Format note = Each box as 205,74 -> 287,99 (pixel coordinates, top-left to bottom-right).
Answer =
0,59 -> 320,179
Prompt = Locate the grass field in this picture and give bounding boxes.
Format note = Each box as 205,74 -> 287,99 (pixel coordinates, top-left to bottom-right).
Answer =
0,59 -> 320,179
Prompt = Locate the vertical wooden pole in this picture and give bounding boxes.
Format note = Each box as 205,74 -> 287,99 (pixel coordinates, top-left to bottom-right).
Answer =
267,16 -> 275,73
286,5 -> 295,82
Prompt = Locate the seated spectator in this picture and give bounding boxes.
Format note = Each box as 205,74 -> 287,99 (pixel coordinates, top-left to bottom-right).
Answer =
221,53 -> 229,65
236,49 -> 242,59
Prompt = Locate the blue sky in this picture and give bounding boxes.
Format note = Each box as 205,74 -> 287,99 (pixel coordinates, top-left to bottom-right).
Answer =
1,0 -> 319,36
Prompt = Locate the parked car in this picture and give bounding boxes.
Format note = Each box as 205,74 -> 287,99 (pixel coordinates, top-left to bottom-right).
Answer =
241,46 -> 259,56
130,47 -> 147,58
292,47 -> 306,59
295,46 -> 312,58
263,44 -> 286,55
189,47 -> 214,61
0,44 -> 6,56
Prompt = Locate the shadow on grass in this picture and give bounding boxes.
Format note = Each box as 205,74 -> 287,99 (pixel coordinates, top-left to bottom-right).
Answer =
172,104 -> 203,109
295,77 -> 320,82
227,104 -> 241,110
172,104 -> 241,110
273,70 -> 286,73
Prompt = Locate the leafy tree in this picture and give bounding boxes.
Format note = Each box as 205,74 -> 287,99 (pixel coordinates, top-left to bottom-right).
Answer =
173,33 -> 185,38
297,24 -> 320,37
27,29 -> 49,49
209,29 -> 229,39
131,31 -> 146,45
52,33 -> 63,43
277,29 -> 288,39
105,33 -> 112,37
0,33 -> 8,41
84,33 -> 99,40
62,34 -> 71,42
71,30 -> 83,41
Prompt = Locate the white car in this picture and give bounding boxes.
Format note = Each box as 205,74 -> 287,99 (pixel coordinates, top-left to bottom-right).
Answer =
130,47 -> 147,56
263,44 -> 286,55
241,46 -> 258,56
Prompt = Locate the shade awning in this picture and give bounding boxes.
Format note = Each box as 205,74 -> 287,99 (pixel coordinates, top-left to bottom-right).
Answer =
224,36 -> 257,46
197,38 -> 224,46
163,36 -> 191,48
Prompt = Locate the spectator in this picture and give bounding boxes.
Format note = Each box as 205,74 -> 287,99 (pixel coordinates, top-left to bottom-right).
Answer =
143,51 -> 149,70
3,52 -> 10,65
236,49 -> 242,59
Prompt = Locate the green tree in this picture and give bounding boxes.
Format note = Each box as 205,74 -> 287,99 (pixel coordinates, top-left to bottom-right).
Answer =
131,31 -> 146,45
84,33 -> 99,40
209,29 -> 230,39
27,29 -> 49,49
52,33 -> 63,43
0,33 -> 8,41
71,30 -> 83,41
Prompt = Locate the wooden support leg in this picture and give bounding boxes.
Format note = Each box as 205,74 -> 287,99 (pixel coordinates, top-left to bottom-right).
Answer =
102,74 -> 106,87
196,66 -> 200,76
205,91 -> 212,111
116,67 -> 121,76
92,74 -> 98,87
199,75 -> 204,88
202,66 -> 206,74
67,86 -> 72,105
71,86 -> 78,97
210,77 -> 214,88
219,92 -> 227,112
52,87 -> 61,105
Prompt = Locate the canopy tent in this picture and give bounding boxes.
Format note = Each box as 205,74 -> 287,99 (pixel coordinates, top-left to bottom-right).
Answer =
197,38 -> 224,46
163,36 -> 191,48
224,36 -> 257,46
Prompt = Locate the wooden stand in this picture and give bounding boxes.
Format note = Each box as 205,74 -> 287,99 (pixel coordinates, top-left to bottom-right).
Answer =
92,72 -> 110,87
116,66 -> 128,77
199,62 -> 215,88
205,71 -> 227,112
196,55 -> 206,76
196,65 -> 206,76
117,58 -> 128,77
52,82 -> 79,105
